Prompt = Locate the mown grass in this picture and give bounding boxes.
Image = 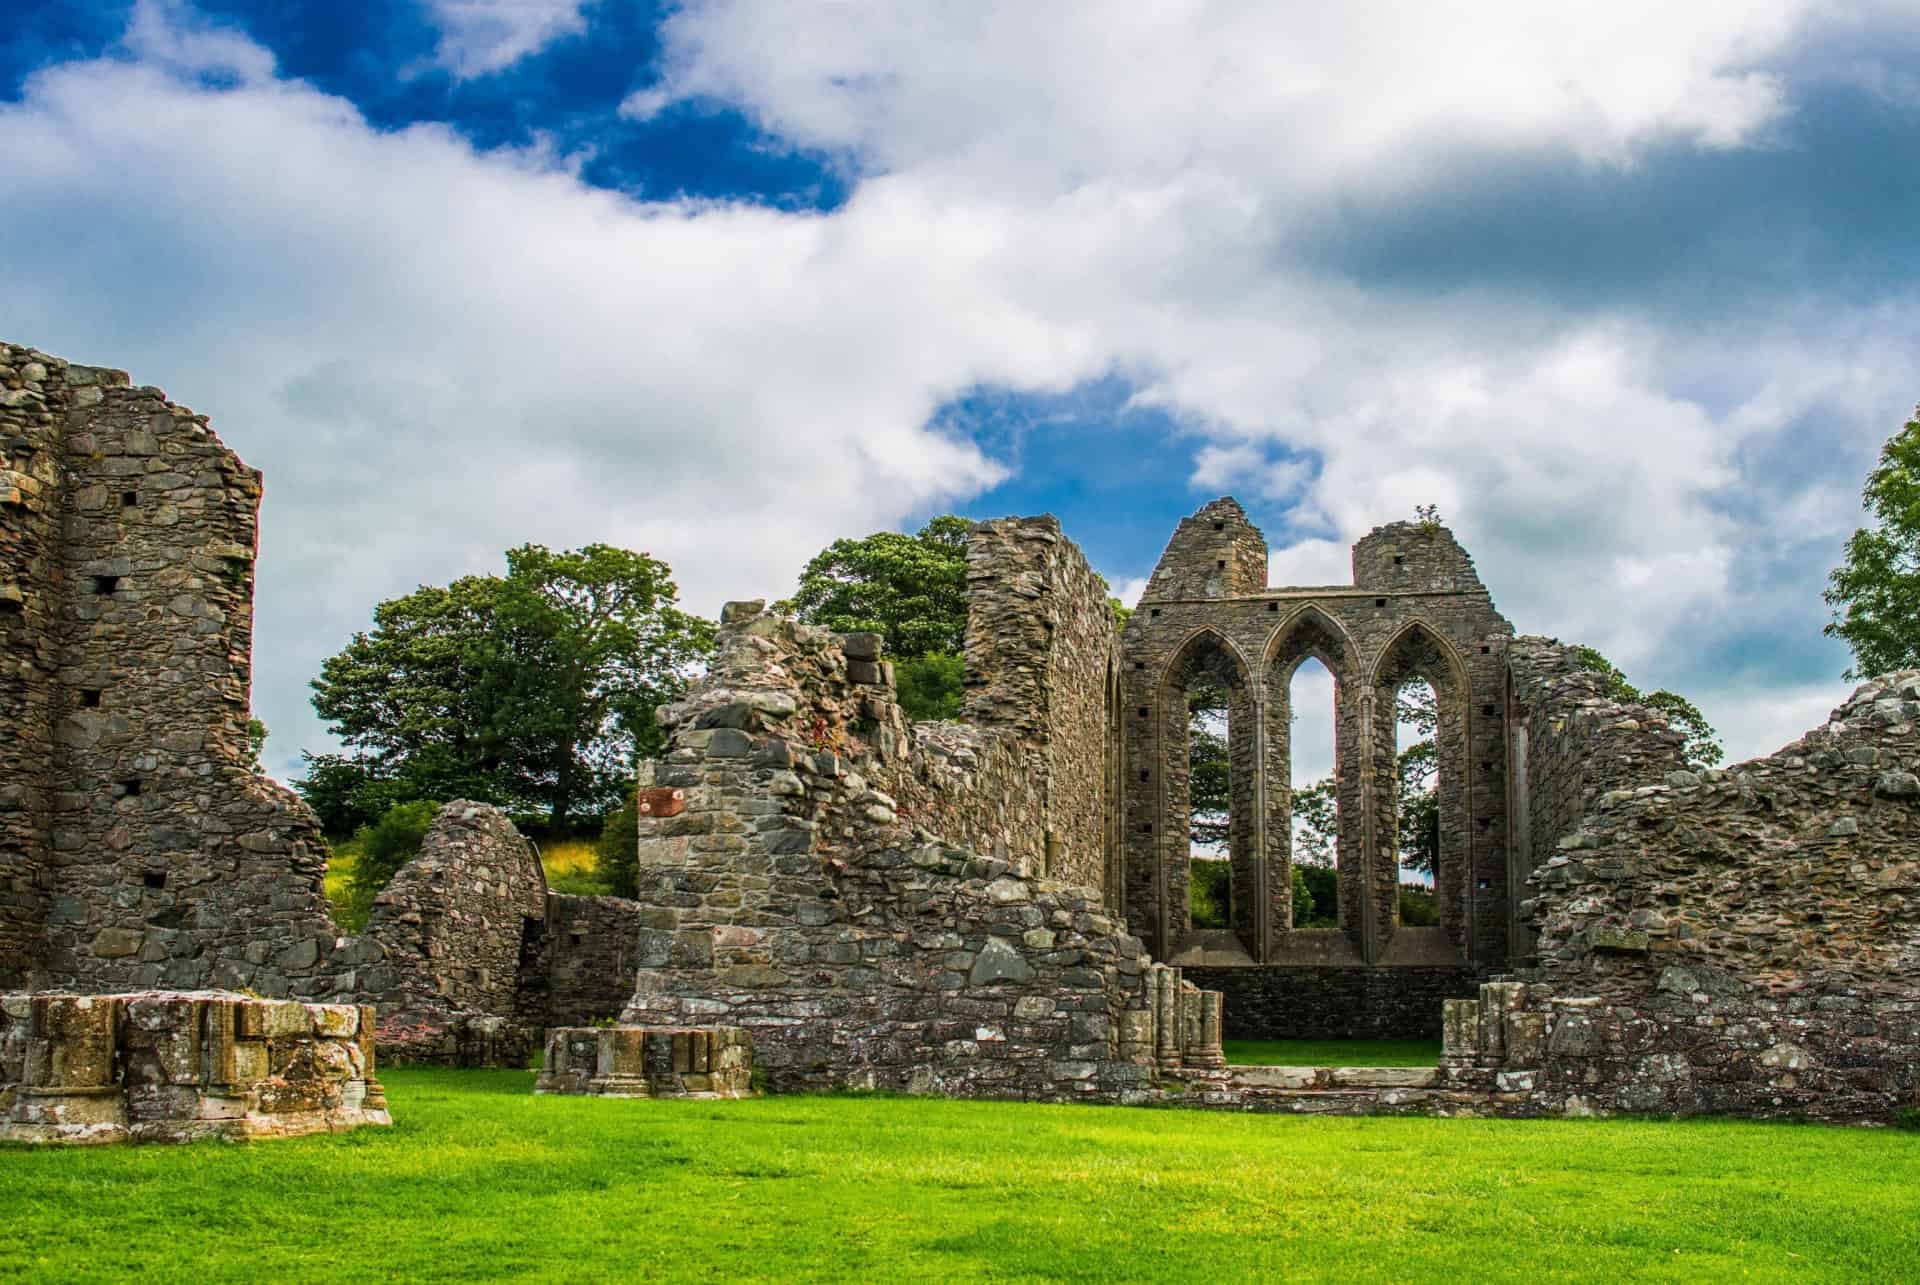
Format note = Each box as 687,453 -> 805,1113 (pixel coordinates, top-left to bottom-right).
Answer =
5,1069 -> 1918,1282
1224,1040 -> 1443,1067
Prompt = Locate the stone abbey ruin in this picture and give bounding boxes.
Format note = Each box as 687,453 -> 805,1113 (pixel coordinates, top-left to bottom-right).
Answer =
3,340 -> 1917,1138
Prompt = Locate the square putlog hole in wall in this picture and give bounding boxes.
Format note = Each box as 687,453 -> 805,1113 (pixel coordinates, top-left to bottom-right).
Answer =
118,778 -> 142,798
121,491 -> 138,508
79,689 -> 102,708
142,870 -> 166,890
92,575 -> 121,595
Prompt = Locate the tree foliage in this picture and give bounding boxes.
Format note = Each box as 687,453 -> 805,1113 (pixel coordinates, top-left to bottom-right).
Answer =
1826,407 -> 1920,680
787,516 -> 972,657
300,544 -> 713,831
895,651 -> 965,721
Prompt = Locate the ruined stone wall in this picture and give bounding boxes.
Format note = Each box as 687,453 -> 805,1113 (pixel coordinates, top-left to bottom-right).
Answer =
619,602 -> 1198,1100
362,802 -> 548,1062
539,892 -> 652,1029
0,345 -> 349,998
961,516 -> 1122,890
0,344 -> 62,989
1506,636 -> 1691,909
1506,676 -> 1920,1120
1186,964 -> 1474,1041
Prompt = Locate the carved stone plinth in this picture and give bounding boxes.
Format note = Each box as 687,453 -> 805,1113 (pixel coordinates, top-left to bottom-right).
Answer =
0,992 -> 391,1144
534,1026 -> 754,1099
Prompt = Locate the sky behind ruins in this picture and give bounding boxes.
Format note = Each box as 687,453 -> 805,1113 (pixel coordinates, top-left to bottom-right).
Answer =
5,1 -> 1918,783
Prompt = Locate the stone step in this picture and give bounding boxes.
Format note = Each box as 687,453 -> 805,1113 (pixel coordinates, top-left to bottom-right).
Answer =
1225,1065 -> 1440,1090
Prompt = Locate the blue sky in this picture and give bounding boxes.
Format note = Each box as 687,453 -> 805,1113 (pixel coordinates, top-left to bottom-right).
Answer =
5,0 -> 1918,781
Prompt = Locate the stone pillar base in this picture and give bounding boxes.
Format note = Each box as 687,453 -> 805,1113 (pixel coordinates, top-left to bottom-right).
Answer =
535,1026 -> 756,1099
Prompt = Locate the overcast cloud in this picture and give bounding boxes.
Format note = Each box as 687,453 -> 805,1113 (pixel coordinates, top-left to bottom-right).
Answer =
4,0 -> 1917,781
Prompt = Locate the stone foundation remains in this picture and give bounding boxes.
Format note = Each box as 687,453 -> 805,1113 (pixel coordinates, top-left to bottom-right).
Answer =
534,1025 -> 755,1098
0,990 -> 389,1144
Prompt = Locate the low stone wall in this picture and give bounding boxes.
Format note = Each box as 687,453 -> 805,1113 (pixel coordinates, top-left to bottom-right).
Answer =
1186,964 -> 1483,1041
534,1025 -> 754,1098
0,991 -> 389,1144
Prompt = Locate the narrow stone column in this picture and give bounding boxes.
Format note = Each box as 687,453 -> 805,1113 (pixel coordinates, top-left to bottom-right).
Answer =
1441,998 -> 1481,1066
1152,966 -> 1182,1070
1188,990 -> 1226,1069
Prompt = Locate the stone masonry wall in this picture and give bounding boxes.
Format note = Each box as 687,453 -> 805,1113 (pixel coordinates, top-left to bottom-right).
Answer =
0,344 -> 62,989
360,802 -> 548,1061
0,344 -> 349,998
539,892 -> 653,1030
961,515 -> 1122,890
619,602 -> 1207,1100
1505,676 -> 1920,1121
1507,635 -> 1691,915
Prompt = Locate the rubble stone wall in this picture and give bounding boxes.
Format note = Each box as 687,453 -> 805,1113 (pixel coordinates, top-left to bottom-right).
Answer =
361,802 -> 549,1060
618,602 -> 1215,1100
0,344 -> 62,989
1506,636 -> 1691,948
0,344 -> 346,999
539,892 -> 653,1029
1502,676 -> 1920,1120
961,516 -> 1122,891
1186,963 -> 1477,1041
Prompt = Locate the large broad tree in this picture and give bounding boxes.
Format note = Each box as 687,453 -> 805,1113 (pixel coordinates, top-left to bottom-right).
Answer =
301,544 -> 713,831
1826,406 -> 1920,678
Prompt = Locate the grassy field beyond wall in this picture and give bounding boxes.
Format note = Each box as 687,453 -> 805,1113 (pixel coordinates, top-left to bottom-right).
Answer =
5,1071 -> 1919,1281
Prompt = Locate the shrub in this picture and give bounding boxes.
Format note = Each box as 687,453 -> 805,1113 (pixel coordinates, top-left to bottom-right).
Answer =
895,651 -> 964,720
595,784 -> 640,898
1294,862 -> 1338,928
1190,859 -> 1231,929
349,799 -> 442,905
1896,1106 -> 1920,1132
1399,884 -> 1438,926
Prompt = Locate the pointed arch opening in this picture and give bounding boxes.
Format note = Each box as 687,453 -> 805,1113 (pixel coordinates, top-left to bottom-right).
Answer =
1157,630 -> 1257,963
1370,622 -> 1471,962
1264,608 -> 1362,962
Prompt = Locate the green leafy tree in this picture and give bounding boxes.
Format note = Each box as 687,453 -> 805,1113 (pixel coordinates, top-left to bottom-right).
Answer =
245,718 -> 268,773
787,516 -> 971,656
304,544 -> 714,830
1826,406 -> 1920,679
1188,681 -> 1232,852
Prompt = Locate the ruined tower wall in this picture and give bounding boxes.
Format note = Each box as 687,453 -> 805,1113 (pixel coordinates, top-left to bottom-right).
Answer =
0,345 -> 64,988
0,347 -> 349,998
619,603 -> 1179,1099
962,515 -> 1121,889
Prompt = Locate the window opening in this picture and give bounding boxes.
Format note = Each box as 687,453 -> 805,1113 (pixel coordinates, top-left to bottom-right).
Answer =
1186,677 -> 1232,930
1394,677 -> 1440,926
1288,656 -> 1338,928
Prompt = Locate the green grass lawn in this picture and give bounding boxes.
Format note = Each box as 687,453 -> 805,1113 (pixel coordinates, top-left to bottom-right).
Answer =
5,1069 -> 1917,1282
1223,1039 -> 1443,1067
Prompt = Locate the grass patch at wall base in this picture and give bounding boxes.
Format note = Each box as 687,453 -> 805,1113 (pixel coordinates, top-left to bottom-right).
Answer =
5,1069 -> 1918,1282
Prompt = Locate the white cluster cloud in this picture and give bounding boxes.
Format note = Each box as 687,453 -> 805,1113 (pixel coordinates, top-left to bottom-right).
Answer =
4,0 -> 1914,778
427,0 -> 588,78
